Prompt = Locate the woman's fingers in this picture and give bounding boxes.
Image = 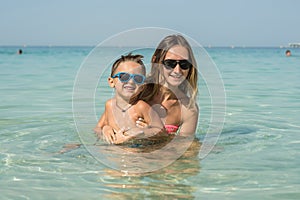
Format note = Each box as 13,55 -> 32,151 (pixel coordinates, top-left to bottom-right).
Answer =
136,117 -> 148,128
102,127 -> 146,144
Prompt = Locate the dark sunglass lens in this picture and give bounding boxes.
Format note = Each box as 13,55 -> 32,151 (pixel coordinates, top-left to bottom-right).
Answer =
179,60 -> 192,70
163,60 -> 177,69
119,73 -> 130,82
133,75 -> 144,84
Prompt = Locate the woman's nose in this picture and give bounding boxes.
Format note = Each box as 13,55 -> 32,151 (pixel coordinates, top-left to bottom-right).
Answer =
173,63 -> 181,73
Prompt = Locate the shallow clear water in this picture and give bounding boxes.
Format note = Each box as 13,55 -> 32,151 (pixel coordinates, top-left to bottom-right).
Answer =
1,46 -> 299,199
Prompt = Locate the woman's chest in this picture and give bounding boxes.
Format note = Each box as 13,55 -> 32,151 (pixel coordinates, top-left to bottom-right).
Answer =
151,99 -> 181,125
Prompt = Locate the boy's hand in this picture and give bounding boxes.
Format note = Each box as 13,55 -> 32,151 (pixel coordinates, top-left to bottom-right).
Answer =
102,125 -> 116,144
93,126 -> 103,138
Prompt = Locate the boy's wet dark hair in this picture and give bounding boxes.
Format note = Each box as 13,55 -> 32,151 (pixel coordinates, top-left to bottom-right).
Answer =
111,53 -> 146,76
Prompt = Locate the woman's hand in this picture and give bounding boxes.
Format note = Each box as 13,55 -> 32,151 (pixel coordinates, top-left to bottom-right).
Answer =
135,117 -> 149,128
100,126 -> 144,144
113,128 -> 144,144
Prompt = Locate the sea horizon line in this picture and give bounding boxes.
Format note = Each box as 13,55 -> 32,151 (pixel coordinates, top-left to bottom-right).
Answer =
0,44 -> 296,49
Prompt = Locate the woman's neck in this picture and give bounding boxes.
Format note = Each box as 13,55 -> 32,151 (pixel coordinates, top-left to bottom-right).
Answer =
162,83 -> 183,98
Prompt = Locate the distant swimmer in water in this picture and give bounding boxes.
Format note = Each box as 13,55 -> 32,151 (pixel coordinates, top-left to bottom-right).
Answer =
285,50 -> 291,57
17,49 -> 23,55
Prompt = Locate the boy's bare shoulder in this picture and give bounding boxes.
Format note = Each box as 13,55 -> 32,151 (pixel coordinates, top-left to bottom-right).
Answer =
105,99 -> 114,109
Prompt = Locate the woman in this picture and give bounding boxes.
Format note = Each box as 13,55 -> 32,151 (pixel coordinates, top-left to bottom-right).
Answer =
98,34 -> 199,143
133,34 -> 198,134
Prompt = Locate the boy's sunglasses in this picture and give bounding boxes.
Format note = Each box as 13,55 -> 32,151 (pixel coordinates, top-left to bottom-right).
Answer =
162,59 -> 192,70
111,72 -> 145,84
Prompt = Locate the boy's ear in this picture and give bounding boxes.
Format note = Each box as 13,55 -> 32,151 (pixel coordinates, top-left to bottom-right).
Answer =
108,77 -> 115,88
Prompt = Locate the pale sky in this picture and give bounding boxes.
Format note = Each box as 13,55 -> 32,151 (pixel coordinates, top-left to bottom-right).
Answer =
1,0 -> 299,46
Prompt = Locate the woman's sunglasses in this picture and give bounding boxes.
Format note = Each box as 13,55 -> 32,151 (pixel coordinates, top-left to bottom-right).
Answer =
162,59 -> 192,70
111,72 -> 145,84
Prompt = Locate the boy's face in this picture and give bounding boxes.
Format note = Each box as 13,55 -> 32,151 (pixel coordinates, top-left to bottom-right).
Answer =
108,61 -> 145,100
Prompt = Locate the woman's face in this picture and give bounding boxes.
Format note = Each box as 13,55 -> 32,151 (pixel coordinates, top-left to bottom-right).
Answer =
162,45 -> 190,88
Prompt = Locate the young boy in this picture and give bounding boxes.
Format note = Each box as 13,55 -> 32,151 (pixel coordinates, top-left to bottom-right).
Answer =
94,53 -> 165,144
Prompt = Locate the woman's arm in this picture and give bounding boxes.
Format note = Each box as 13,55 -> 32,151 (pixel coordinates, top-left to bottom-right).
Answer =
178,104 -> 199,136
134,100 -> 167,138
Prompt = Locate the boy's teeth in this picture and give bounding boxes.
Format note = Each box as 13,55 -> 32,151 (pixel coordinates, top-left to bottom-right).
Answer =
125,86 -> 135,90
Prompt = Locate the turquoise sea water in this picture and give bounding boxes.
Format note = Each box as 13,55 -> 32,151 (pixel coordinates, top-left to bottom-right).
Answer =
1,46 -> 299,199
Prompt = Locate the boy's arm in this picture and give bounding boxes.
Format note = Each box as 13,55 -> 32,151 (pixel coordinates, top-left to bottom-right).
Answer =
94,111 -> 106,136
94,101 -> 116,143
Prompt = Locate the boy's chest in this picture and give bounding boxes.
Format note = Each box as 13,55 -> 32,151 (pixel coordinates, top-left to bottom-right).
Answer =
108,108 -> 137,130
